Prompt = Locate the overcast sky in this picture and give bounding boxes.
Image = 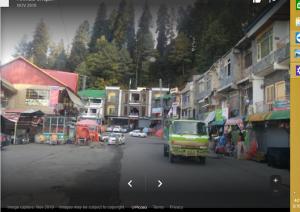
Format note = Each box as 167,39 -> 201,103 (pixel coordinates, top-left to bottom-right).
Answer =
0,0 -> 195,64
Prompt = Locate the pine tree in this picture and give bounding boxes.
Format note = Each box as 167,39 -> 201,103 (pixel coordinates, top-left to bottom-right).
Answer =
31,20 -> 50,68
156,4 -> 170,56
13,35 -> 33,59
48,40 -> 67,70
68,20 -> 90,71
89,2 -> 109,53
126,0 -> 136,57
135,0 -> 154,87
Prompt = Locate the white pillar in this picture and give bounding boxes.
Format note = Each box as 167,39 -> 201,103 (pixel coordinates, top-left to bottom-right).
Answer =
118,90 -> 122,117
148,90 -> 152,117
252,74 -> 264,113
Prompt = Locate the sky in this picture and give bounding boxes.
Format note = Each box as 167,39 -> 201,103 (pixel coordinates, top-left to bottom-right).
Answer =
0,0 -> 195,64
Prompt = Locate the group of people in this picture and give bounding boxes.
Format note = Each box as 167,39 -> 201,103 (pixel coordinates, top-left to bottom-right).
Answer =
210,125 -> 246,159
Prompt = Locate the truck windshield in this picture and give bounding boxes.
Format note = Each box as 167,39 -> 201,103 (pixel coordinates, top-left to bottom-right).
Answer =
172,122 -> 206,135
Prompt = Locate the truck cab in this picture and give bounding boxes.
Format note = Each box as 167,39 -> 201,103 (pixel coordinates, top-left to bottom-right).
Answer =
164,120 -> 209,164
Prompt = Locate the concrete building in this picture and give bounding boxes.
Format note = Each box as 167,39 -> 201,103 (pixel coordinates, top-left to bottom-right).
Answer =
0,57 -> 83,116
78,89 -> 105,123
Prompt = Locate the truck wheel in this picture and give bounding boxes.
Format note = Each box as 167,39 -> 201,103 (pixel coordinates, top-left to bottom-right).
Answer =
164,144 -> 169,157
169,152 -> 175,163
198,157 -> 206,165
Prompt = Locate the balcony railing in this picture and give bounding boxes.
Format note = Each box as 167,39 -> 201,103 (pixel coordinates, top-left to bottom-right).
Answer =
197,89 -> 211,101
255,96 -> 290,113
219,69 -> 235,89
253,42 -> 289,75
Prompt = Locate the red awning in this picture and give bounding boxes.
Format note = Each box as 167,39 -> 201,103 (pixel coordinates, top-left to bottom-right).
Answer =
225,118 -> 244,130
76,119 -> 99,126
1,113 -> 20,123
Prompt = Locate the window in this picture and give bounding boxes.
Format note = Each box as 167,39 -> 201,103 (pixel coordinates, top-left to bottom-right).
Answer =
257,29 -> 273,60
275,81 -> 286,100
108,107 -> 115,115
265,85 -> 275,104
206,79 -> 211,91
199,82 -> 205,93
90,109 -> 97,114
25,89 -> 49,106
90,98 -> 101,104
244,51 -> 252,68
227,59 -> 231,76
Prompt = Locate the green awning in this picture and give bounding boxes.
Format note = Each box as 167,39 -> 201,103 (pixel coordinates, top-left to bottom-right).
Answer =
210,120 -> 225,126
78,89 -> 106,98
265,110 -> 290,121
154,94 -> 171,100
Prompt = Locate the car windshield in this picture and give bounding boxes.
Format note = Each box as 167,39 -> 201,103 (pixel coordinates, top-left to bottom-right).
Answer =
172,121 -> 206,135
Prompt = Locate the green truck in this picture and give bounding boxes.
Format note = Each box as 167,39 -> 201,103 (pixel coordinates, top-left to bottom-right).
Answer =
164,120 -> 209,164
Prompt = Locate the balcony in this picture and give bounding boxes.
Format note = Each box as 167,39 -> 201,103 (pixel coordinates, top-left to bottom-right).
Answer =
218,69 -> 235,90
197,89 -> 211,102
255,96 -> 290,113
252,42 -> 289,76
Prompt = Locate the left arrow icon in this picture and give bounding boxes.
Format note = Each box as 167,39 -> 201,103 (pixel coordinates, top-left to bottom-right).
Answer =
128,180 -> 133,188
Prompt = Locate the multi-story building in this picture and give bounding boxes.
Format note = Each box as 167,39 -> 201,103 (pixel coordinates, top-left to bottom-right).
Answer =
78,89 -> 105,123
104,86 -> 122,124
1,78 -> 17,110
0,57 -> 83,116
180,81 -> 194,119
193,0 -> 289,122
121,87 -> 150,128
168,87 -> 181,119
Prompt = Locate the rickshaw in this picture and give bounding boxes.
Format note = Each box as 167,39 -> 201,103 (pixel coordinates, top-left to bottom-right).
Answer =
75,119 -> 101,145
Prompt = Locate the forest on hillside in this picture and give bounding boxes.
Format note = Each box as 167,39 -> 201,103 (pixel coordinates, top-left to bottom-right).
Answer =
13,0 -> 269,90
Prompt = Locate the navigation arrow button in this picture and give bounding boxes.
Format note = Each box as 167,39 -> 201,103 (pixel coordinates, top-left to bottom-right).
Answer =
128,180 -> 133,188
158,180 -> 163,188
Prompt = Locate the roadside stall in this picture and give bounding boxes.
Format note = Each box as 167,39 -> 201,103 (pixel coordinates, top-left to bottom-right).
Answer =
41,116 -> 76,144
75,119 -> 101,145
1,109 -> 44,144
224,117 -> 245,158
245,110 -> 289,168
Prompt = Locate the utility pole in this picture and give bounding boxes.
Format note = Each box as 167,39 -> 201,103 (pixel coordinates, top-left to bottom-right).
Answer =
81,75 -> 87,90
160,78 -> 164,129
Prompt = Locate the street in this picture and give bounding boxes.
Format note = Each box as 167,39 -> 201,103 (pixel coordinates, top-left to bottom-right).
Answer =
1,135 -> 290,208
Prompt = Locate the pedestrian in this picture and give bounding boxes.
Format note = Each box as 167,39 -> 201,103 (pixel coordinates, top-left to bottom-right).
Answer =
237,132 -> 245,160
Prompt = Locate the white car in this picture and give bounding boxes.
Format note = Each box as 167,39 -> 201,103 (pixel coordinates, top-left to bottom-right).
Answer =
107,133 -> 125,145
106,126 -> 113,132
113,126 -> 121,132
129,130 -> 147,138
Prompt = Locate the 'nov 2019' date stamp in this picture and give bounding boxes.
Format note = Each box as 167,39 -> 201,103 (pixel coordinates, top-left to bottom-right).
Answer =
14,0 -> 55,8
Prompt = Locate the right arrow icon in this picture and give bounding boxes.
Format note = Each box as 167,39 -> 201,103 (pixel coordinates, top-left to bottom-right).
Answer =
158,180 -> 163,188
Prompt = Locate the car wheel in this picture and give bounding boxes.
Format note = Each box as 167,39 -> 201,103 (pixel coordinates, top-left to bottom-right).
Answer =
169,152 -> 175,163
164,144 -> 169,157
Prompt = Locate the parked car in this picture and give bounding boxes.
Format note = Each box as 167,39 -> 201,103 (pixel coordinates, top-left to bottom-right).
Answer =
129,130 -> 147,138
107,133 -> 125,145
106,126 -> 113,132
113,126 -> 122,132
100,132 -> 110,142
121,127 -> 129,133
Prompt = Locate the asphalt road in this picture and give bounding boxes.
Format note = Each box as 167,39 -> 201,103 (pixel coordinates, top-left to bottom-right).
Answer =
1,135 -> 290,208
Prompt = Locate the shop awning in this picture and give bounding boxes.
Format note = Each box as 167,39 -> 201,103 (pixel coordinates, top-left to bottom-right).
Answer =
225,117 -> 244,130
204,111 -> 215,124
210,120 -> 225,126
265,110 -> 290,121
66,89 -> 84,108
78,89 -> 106,98
247,112 -> 271,122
